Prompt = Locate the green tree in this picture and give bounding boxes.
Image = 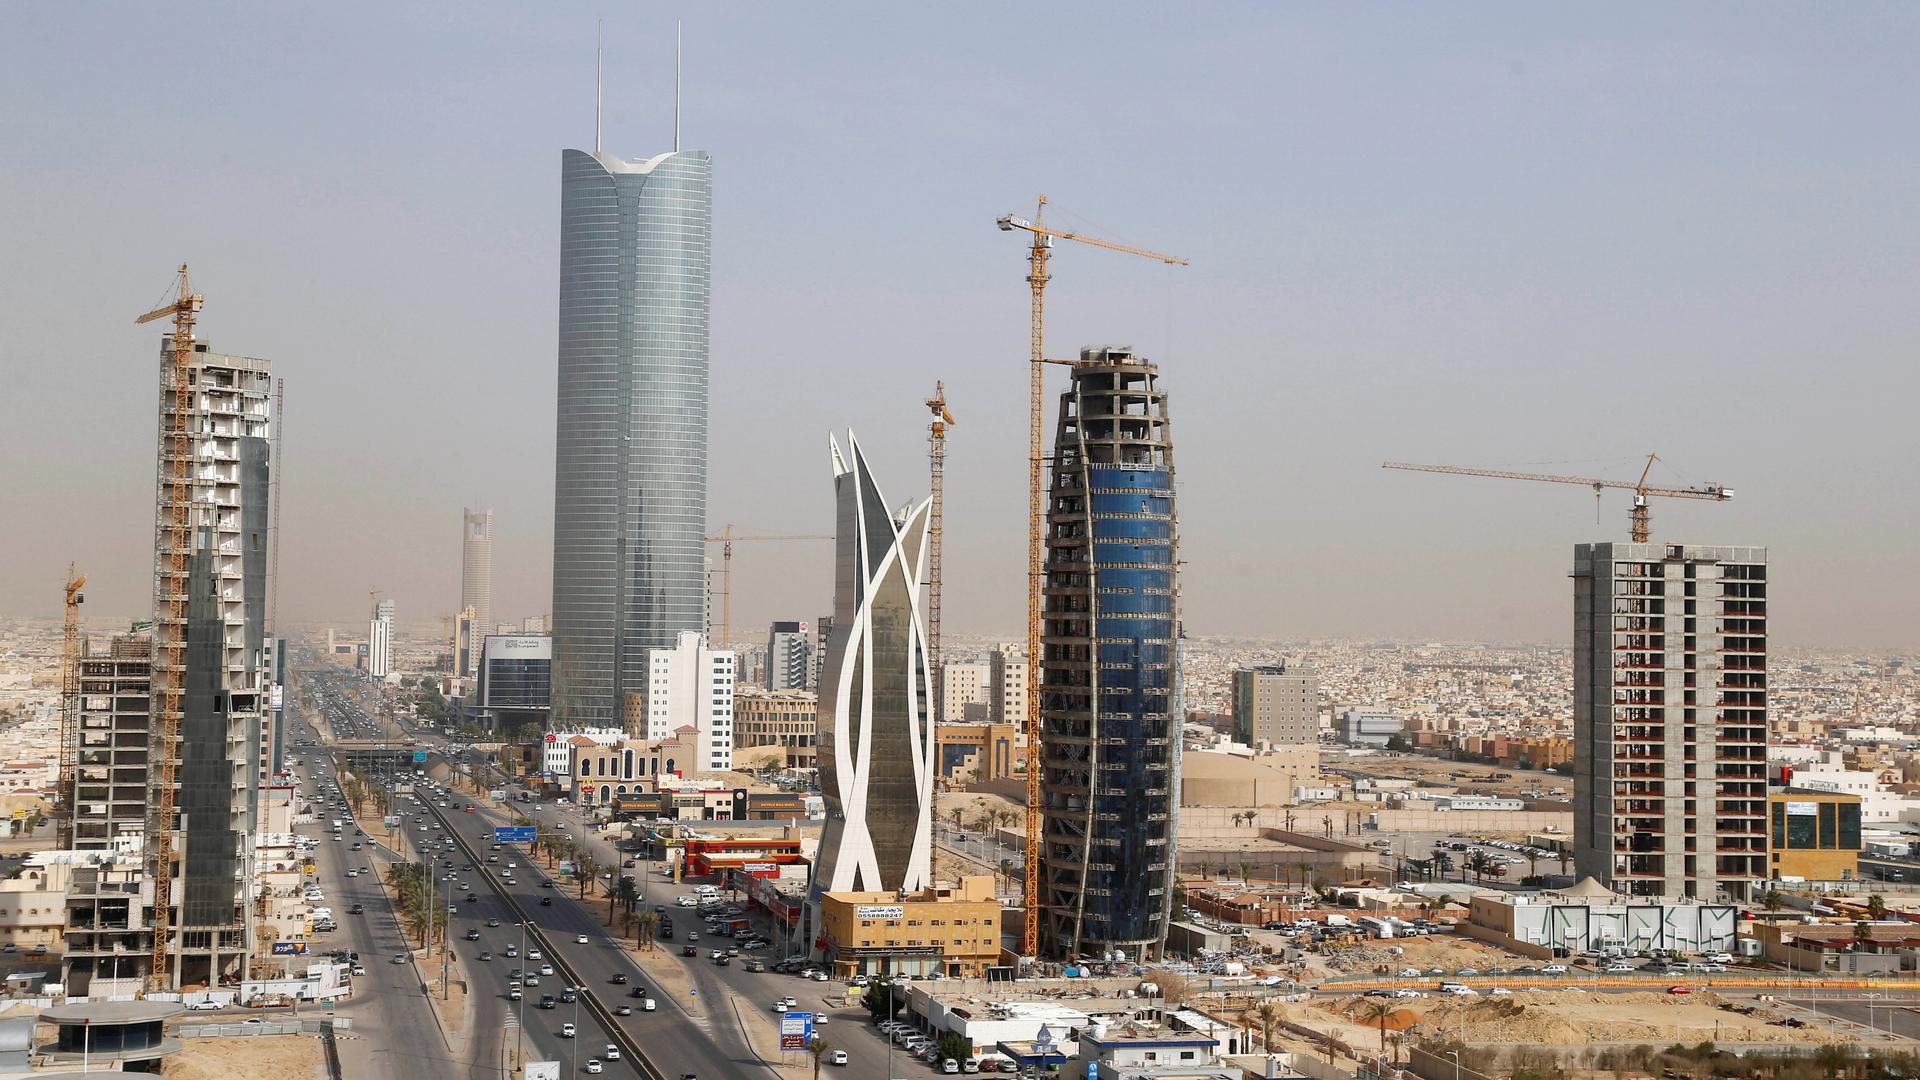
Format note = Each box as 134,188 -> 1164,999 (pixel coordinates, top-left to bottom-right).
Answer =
936,1034 -> 972,1065
862,980 -> 898,1023
1868,894 -> 1887,920
1255,1000 -> 1279,1051
1765,889 -> 1784,913
613,874 -> 640,920
1384,733 -> 1411,752
1363,1000 -> 1394,1056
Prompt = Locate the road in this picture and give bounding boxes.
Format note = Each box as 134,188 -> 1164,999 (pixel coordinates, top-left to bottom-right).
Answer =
295,661 -> 964,1079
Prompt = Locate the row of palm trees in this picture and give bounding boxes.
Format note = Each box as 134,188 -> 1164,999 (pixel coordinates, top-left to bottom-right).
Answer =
384,861 -> 448,950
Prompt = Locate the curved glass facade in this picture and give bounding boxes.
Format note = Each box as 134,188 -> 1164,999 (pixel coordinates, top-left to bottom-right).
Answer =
1040,348 -> 1180,960
551,148 -> 712,727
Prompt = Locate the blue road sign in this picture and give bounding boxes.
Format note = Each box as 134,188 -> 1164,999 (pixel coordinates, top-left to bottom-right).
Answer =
413,749 -> 428,763
494,825 -> 538,843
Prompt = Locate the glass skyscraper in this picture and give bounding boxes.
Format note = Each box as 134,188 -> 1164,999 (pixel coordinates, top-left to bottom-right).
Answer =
1040,346 -> 1181,961
551,147 -> 713,728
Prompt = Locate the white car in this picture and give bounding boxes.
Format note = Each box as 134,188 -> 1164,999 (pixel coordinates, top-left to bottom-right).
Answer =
1541,964 -> 1569,975
676,896 -> 697,907
185,1000 -> 223,1012
577,934 -> 590,945
642,998 -> 656,1011
1704,953 -> 1735,965
828,1049 -> 849,1066
585,1062 -> 603,1075
561,1022 -> 576,1038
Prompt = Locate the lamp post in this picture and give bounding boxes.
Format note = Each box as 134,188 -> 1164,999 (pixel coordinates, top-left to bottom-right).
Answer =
1447,1048 -> 1460,1080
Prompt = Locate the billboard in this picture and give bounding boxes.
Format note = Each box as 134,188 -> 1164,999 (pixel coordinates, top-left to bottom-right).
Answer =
780,1011 -> 813,1051
854,905 -> 904,920
484,634 -> 553,660
523,1063 -> 560,1080
1785,801 -> 1818,817
495,826 -> 538,843
271,941 -> 308,956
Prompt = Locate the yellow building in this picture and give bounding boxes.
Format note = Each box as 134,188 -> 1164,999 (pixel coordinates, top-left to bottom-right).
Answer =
934,722 -> 1017,781
818,875 -> 1001,978
1769,789 -> 1862,883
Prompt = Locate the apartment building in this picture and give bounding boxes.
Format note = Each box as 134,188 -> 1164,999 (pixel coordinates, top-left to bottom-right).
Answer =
1572,543 -> 1769,901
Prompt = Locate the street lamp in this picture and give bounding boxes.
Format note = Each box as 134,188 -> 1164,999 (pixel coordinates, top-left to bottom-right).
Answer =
1447,1049 -> 1461,1080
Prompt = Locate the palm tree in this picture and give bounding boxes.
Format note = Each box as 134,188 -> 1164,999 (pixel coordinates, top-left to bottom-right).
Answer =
1855,920 -> 1874,946
1195,860 -> 1212,881
1255,1001 -> 1279,1052
1466,850 -> 1492,883
1363,1000 -> 1394,1056
634,910 -> 659,950
1237,860 -> 1253,886
1557,850 -> 1571,877
1526,851 -> 1540,882
1868,894 -> 1887,920
614,874 -> 640,919
1765,889 -> 1784,913
808,1035 -> 831,1080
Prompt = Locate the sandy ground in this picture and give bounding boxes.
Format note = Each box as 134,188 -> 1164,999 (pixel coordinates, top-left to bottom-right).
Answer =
163,1034 -> 325,1080
1295,990 -> 1851,1049
1320,933 -> 1526,976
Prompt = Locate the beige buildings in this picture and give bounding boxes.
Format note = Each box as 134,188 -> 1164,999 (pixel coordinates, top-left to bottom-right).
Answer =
1232,661 -> 1319,748
734,688 -> 818,770
941,662 -> 988,724
989,646 -> 1028,729
818,875 -> 1001,978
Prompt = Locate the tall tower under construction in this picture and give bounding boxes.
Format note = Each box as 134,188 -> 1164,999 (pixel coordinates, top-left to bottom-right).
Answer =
1572,543 -> 1770,901
1039,346 -> 1181,961
151,337 -> 273,988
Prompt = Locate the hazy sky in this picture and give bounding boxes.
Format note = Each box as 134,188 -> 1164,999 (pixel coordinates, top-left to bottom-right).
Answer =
3,4 -> 1916,649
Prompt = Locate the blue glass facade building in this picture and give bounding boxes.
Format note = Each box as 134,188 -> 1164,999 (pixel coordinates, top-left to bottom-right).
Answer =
1040,347 -> 1180,960
551,147 -> 713,727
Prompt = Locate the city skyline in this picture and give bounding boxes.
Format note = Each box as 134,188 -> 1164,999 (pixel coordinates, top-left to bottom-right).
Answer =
4,7 -> 1918,651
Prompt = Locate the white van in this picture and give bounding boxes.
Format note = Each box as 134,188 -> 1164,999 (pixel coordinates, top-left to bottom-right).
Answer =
695,884 -> 719,897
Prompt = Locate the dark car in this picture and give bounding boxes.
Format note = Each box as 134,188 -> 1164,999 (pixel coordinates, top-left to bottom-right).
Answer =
611,973 -> 628,984
541,897 -> 553,906
629,987 -> 648,998
539,996 -> 557,1009
682,945 -> 698,957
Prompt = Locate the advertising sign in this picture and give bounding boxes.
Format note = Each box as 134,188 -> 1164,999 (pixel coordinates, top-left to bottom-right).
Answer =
742,862 -> 778,874
384,815 -> 401,828
523,1063 -> 560,1080
271,941 -> 308,956
854,905 -> 904,920
1786,801 -> 1818,817
780,1012 -> 813,1051
494,826 -> 538,843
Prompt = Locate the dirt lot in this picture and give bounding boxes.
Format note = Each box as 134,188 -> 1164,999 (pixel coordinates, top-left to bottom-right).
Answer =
163,1034 -> 325,1080
1295,990 -> 1848,1049
1319,934 -> 1526,976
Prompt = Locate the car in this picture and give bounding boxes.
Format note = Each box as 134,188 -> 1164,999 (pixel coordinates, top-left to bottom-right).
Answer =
541,897 -> 553,906
541,881 -> 555,888
1602,963 -> 1633,974
1704,953 -> 1734,965
642,998 -> 656,1011
479,952 -> 493,961
541,964 -> 555,976
186,1000 -> 224,1011
505,945 -> 518,957
466,929 -> 482,941
508,988 -> 523,1001
1541,964 -> 1569,975
686,933 -> 699,943
525,975 -> 541,986
577,934 -> 590,945
1455,968 -> 1480,977
683,945 -> 698,956
539,996 -> 557,1009
528,949 -> 543,960
585,1062 -> 603,1075
611,972 -> 628,984
1668,985 -> 1693,995
348,904 -> 365,915
614,1004 -> 632,1016
630,986 -> 649,998
828,1050 -> 849,1066
942,1061 -> 961,1075
1488,987 -> 1512,996
487,918 -> 501,928
605,1044 -> 620,1061
1390,988 -> 1424,998
391,953 -> 409,965
560,1022 -> 576,1038
561,990 -> 577,1003
772,1001 -> 789,1013
810,970 -> 830,982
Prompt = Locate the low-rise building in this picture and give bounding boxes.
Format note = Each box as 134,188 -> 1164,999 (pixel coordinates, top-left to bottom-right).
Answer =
819,874 -> 1001,978
733,689 -> 818,770
1337,710 -> 1403,747
935,722 -> 1017,781
1462,882 -> 1737,958
1769,788 -> 1863,883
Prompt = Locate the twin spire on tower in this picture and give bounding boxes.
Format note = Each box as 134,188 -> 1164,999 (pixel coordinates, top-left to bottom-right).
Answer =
595,18 -> 682,155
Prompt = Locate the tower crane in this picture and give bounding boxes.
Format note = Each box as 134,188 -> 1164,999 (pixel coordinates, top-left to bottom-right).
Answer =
134,263 -> 203,988
1381,453 -> 1734,543
925,382 -> 955,715
702,527 -> 832,649
997,196 -> 1187,957
58,565 -> 86,848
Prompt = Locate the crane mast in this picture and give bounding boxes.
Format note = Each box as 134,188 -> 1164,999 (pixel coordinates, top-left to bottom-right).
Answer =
925,382 -> 954,716
133,264 -> 203,988
58,565 -> 85,848
998,197 -> 1187,957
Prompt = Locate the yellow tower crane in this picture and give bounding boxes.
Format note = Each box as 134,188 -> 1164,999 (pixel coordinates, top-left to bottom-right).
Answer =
997,197 -> 1187,957
134,264 -> 203,988
925,382 -> 955,711
58,565 -> 86,848
1381,452 -> 1734,543
702,527 -> 833,650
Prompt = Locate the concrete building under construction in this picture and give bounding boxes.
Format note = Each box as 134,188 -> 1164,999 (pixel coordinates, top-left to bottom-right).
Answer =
1039,346 -> 1181,961
151,338 -> 274,988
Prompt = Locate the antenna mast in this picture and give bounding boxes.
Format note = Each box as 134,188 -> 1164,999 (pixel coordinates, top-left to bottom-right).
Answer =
595,18 -> 604,154
674,20 -> 682,152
